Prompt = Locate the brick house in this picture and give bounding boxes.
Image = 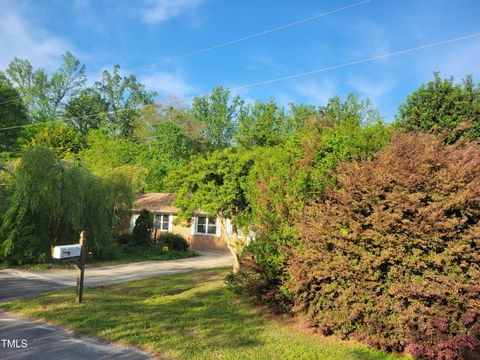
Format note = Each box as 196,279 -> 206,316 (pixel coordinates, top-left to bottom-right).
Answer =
129,192 -> 246,251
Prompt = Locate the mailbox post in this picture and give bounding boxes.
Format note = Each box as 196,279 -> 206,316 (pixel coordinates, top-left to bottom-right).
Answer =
51,231 -> 87,304
75,231 -> 86,304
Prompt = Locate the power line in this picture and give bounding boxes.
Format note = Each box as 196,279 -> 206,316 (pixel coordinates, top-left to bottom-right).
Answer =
1,31 -> 479,132
128,0 -> 373,72
0,0 -> 373,108
227,32 -> 480,92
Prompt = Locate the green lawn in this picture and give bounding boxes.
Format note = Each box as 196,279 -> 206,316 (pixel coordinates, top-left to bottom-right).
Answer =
0,268 -> 408,360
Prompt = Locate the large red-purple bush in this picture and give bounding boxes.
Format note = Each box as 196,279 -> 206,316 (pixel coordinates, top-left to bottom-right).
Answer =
289,133 -> 480,359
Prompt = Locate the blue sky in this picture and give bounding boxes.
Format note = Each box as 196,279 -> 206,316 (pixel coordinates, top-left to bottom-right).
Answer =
1,0 -> 479,121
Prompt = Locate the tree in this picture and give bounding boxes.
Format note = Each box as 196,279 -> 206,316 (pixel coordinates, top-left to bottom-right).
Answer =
191,87 -> 244,150
0,146 -> 133,264
94,65 -> 156,137
396,73 -> 480,143
142,121 -> 192,191
79,129 -> 146,191
28,123 -> 84,158
235,99 -> 288,149
64,87 -> 108,135
131,209 -> 153,247
167,149 -> 255,271
0,75 -> 28,152
5,52 -> 86,121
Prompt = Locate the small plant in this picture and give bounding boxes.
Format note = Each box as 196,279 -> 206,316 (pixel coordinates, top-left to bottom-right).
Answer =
157,232 -> 189,251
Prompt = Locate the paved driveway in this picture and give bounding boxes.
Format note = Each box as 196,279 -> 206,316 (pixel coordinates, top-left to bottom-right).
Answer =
1,250 -> 232,299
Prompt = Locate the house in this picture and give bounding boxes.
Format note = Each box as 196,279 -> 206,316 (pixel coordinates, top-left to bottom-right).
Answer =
129,192 -> 239,251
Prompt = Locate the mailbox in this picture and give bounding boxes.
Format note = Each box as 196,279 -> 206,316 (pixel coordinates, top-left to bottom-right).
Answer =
52,244 -> 82,259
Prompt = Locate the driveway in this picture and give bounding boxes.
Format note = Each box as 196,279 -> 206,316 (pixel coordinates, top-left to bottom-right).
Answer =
0,312 -> 150,359
0,250 -> 232,299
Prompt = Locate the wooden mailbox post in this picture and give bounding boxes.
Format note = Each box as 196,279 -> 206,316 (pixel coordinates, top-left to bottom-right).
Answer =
51,231 -> 87,304
75,231 -> 87,304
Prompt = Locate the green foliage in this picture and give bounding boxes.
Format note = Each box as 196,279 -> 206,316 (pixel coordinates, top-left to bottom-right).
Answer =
142,121 -> 192,191
4,52 -> 86,121
64,87 -> 108,135
167,149 -> 255,224
0,76 -> 28,152
396,73 -> 480,143
191,87 -> 245,150
79,129 -> 146,191
131,209 -> 153,247
289,133 -> 480,359
157,232 -> 189,251
235,99 -> 288,149
0,146 -> 133,264
28,123 -> 85,158
240,94 -> 391,301
94,64 -> 156,137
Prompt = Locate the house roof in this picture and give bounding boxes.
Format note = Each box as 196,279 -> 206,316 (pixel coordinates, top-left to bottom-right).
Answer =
132,193 -> 178,214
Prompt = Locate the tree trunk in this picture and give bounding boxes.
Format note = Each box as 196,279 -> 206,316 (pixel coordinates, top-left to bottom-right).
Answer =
220,218 -> 240,273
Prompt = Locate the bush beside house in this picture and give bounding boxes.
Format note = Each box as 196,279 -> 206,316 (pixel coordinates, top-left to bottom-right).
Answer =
288,133 -> 480,359
131,209 -> 153,246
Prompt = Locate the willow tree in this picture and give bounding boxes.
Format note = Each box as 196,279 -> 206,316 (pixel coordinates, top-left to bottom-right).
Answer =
0,146 -> 133,265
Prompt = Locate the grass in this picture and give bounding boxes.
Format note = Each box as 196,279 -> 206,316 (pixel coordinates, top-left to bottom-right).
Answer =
0,268 -> 407,360
0,245 -> 199,270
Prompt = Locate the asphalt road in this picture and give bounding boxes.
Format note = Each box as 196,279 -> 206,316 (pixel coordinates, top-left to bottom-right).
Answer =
0,250 -> 232,359
0,312 -> 150,360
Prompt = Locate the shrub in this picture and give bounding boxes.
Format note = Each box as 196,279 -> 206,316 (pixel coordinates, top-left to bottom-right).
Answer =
239,95 -> 391,304
288,133 -> 480,359
396,73 -> 480,143
117,232 -> 131,245
157,232 -> 189,251
131,209 -> 153,247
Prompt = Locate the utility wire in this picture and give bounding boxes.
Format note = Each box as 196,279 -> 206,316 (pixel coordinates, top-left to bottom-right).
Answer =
128,0 -> 373,71
1,31 -> 479,132
0,0 -> 373,108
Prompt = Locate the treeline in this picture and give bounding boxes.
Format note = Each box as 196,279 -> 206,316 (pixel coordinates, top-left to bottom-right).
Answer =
0,52 -> 479,358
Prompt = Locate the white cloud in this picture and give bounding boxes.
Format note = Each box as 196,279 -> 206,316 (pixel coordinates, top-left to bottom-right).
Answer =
140,71 -> 195,99
294,79 -> 337,106
139,0 -> 205,23
0,1 -> 72,70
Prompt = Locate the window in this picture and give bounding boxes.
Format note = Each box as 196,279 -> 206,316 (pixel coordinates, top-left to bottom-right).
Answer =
154,214 -> 170,231
195,216 -> 217,235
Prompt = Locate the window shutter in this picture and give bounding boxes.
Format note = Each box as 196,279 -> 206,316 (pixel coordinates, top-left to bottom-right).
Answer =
215,217 -> 221,237
191,217 -> 196,235
130,214 -> 139,232
168,214 -> 173,232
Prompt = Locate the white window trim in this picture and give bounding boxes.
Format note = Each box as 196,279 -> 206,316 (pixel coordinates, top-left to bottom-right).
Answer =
153,213 -> 172,232
194,215 -> 220,237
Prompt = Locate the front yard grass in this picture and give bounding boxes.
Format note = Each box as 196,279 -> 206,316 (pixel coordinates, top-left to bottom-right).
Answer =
0,268 -> 407,360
